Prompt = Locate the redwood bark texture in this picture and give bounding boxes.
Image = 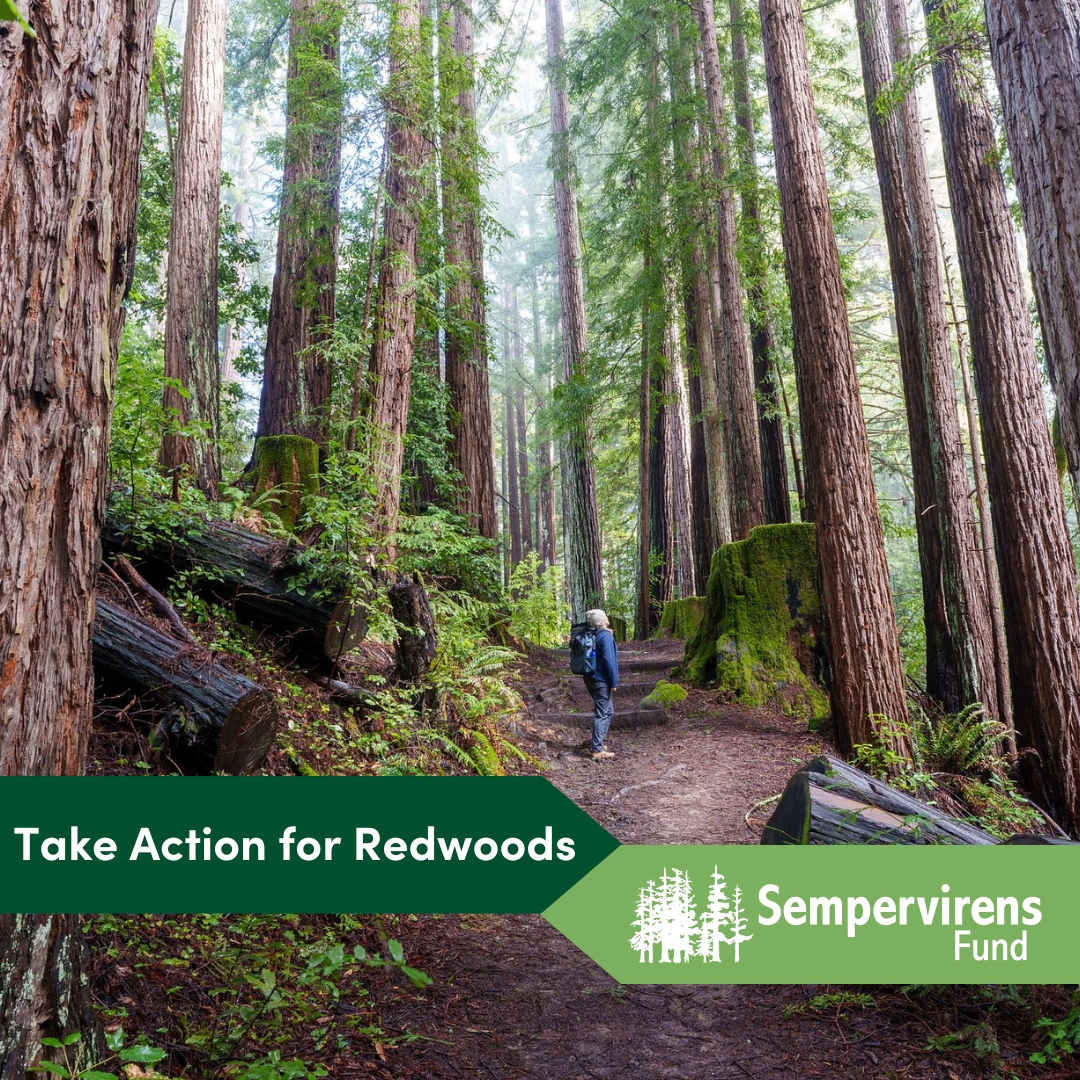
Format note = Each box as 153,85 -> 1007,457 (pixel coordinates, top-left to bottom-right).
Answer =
161,0 -> 227,496
0,0 -> 158,1067
440,0 -> 497,539
258,0 -> 343,447
729,0 -> 791,526
983,0 -> 1080,493
758,0 -> 911,755
853,0 -> 997,721
368,0 -> 424,540
931,0 -> 1080,832
694,0 -> 766,538
545,0 -> 604,619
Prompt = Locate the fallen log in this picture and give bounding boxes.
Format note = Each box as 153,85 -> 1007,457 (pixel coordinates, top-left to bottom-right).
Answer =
104,509 -> 366,667
761,756 -> 999,845
93,599 -> 279,775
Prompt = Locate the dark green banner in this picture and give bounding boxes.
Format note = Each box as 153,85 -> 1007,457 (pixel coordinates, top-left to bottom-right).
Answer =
0,777 -> 619,912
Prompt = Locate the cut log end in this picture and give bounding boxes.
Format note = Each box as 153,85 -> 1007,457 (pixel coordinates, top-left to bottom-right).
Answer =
214,688 -> 280,775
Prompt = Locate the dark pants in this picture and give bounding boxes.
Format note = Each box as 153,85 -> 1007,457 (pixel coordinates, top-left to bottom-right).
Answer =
584,675 -> 614,754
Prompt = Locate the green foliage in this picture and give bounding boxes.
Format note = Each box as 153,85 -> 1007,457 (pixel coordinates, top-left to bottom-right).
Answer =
911,702 -> 1007,778
394,507 -> 500,597
508,552 -> 566,647
783,990 -> 875,1019
32,1030 -> 167,1080
641,680 -> 687,709
1032,992 -> 1080,1065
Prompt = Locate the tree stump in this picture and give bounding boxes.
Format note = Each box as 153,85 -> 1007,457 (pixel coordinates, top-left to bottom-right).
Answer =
251,434 -> 321,532
93,599 -> 279,774
388,576 -> 438,684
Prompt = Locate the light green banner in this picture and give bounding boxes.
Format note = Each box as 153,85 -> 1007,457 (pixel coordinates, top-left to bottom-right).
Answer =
542,845 -> 1080,984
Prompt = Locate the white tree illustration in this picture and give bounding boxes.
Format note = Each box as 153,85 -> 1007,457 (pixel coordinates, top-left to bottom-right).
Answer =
697,867 -> 733,961
630,879 -> 658,962
723,885 -> 754,962
667,868 -> 698,963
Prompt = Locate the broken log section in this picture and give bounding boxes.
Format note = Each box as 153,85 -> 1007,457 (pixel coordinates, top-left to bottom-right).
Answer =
93,599 -> 279,775
762,757 -> 1079,845
105,510 -> 366,667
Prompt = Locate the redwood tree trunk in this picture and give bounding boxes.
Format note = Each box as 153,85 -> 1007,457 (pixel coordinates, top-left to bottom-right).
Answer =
440,0 -> 497,539
257,0 -> 342,448
545,0 -> 604,619
931,0 -> 1080,832
694,0 -> 766,538
853,0 -> 998,721
758,0 -> 912,757
160,0 -> 227,496
684,293 -> 715,593
729,0 -> 791,526
636,279 -> 654,639
513,289 -> 534,555
0,0 -> 158,1067
983,0 -> 1080,493
368,0 -> 424,540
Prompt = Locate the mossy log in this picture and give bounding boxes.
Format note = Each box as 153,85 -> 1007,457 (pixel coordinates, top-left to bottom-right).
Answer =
251,434 -> 320,532
104,510 -> 366,667
762,756 -> 999,845
93,599 -> 279,774
682,523 -> 828,722
656,596 -> 705,640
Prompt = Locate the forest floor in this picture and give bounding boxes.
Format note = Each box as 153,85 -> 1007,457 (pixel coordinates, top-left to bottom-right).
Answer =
370,640 -> 1069,1080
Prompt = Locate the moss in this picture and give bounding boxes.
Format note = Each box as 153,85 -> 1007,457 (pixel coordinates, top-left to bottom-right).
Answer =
609,614 -> 628,642
641,679 -> 688,709
657,596 -> 705,640
682,523 -> 829,724
1053,406 -> 1069,480
251,435 -> 320,532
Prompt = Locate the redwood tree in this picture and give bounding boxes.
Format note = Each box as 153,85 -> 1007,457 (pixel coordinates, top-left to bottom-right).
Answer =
0,0 -> 157,1066
853,0 -> 998,721
439,0 -> 497,539
161,0 -> 228,496
257,0 -> 343,447
983,0 -> 1080,493
758,0 -> 912,755
545,0 -> 604,619
368,0 -> 424,540
930,0 -> 1080,832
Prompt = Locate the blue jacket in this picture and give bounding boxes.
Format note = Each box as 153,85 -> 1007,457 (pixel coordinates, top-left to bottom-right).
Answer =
593,628 -> 619,689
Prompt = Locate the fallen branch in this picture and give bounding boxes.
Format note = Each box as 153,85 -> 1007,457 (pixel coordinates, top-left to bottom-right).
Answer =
113,554 -> 196,644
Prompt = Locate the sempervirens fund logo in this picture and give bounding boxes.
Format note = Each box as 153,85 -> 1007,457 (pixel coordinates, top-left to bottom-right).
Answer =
630,867 -> 753,964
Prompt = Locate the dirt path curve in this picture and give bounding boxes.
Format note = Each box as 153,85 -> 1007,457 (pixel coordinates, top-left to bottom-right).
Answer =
384,641 -> 1008,1079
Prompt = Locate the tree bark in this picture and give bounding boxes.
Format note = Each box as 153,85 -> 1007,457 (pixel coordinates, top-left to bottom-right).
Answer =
368,0 -> 424,542
545,0 -> 605,619
505,365 -> 522,567
758,0 -> 912,758
160,0 -> 227,497
729,0 -> 791,526
439,0 -> 497,539
636,274 -> 654,639
670,24 -> 734,553
683,293 -> 715,593
0,0 -> 158,1068
694,0 -> 767,538
94,599 -> 279,774
530,267 -> 558,569
930,0 -> 1080,833
512,287 -> 534,556
388,576 -> 438,682
983,0 -> 1080,493
852,0 -> 998,722
257,0 -> 343,448
667,302 -> 696,599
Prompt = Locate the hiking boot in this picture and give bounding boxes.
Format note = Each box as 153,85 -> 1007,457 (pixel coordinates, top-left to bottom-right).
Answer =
591,749 -> 615,761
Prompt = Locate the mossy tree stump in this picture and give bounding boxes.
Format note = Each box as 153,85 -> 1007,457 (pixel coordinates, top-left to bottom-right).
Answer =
656,596 -> 705,640
252,435 -> 320,532
682,523 -> 829,723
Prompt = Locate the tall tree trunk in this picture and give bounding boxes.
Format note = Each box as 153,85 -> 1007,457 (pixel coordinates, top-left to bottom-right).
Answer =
512,287 -> 534,556
758,0 -> 912,758
161,0 -> 227,497
636,275 -> 655,639
649,331 -> 674,613
983,0 -> 1080,493
683,292 -> 715,593
729,0 -> 791,526
694,0 -> 767,538
505,365 -> 522,568
666,291 -> 696,599
439,0 -> 497,538
670,24 -> 734,552
530,267 -> 557,568
930,0 -> 1080,832
368,0 -> 424,541
258,0 -> 342,448
0,0 -> 158,1067
545,0 -> 604,619
852,0 -> 998,721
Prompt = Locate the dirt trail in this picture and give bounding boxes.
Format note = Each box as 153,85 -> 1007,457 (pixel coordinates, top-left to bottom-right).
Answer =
383,640 -> 1030,1079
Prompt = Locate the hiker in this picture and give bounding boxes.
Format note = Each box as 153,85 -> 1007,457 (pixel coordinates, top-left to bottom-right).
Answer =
582,608 -> 618,761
